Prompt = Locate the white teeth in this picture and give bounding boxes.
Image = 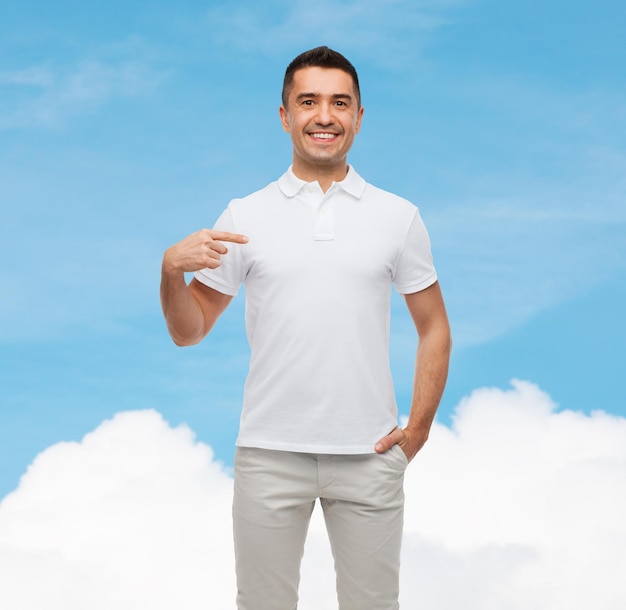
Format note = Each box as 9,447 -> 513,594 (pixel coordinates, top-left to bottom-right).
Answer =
311,133 -> 336,139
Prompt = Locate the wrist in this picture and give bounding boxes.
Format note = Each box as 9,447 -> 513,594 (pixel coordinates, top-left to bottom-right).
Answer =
404,420 -> 431,439
161,249 -> 183,276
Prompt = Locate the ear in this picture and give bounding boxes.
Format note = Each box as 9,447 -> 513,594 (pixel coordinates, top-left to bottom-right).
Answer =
355,105 -> 364,134
279,105 -> 291,133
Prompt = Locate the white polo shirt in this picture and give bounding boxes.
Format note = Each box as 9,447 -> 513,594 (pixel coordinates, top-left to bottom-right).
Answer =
195,166 -> 437,454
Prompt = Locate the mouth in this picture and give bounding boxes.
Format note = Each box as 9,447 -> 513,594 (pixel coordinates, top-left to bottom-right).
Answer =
308,132 -> 339,141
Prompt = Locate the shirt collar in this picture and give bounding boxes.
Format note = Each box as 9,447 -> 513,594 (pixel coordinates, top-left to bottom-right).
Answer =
277,165 -> 366,199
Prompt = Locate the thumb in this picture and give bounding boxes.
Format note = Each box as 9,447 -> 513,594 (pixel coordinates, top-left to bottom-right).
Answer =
374,427 -> 404,453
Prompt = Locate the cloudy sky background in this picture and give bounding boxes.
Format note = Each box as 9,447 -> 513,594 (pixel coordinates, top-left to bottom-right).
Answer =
1,0 -> 625,607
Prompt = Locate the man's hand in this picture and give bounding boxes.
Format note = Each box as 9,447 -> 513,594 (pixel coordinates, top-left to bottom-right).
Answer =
374,283 -> 451,465
162,229 -> 248,274
374,426 -> 430,463
160,229 -> 248,347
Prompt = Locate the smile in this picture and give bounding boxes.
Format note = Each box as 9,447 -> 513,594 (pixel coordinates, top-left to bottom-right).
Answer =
309,132 -> 338,140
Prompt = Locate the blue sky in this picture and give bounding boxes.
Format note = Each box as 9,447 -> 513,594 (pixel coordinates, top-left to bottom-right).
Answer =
1,0 -> 625,506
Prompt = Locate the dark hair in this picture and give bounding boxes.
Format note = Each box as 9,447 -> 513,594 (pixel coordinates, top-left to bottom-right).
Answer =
282,46 -> 361,108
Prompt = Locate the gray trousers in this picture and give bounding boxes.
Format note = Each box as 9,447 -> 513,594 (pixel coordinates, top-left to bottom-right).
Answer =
232,445 -> 408,610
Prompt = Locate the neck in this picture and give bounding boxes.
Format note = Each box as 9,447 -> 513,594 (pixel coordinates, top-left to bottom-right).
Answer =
291,159 -> 349,193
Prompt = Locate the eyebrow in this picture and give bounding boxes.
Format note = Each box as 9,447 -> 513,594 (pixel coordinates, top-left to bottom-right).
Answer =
295,92 -> 354,102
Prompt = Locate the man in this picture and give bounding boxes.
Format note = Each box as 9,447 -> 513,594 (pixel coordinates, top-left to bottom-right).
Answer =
161,46 -> 451,610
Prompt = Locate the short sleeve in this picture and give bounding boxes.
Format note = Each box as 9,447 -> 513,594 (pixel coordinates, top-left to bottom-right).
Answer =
194,206 -> 245,296
393,209 -> 438,294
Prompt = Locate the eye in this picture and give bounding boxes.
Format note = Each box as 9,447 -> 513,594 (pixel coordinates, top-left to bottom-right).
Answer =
302,99 -> 314,106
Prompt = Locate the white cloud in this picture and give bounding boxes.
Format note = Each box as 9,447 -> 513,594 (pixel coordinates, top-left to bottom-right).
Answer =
0,45 -> 162,130
201,0 -> 464,66
1,383 -> 626,609
400,380 -> 626,608
0,411 -> 236,609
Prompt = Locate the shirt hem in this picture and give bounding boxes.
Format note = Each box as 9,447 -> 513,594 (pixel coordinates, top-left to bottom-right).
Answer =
236,438 -> 378,455
395,272 -> 438,295
194,270 -> 239,296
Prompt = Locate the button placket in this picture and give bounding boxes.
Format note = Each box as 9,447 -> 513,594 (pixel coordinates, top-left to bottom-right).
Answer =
313,187 -> 335,241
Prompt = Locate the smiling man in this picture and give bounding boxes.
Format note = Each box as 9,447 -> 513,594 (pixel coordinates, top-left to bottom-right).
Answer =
279,64 -> 363,185
161,46 -> 451,610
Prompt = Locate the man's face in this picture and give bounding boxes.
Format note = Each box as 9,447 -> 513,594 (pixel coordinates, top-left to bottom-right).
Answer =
279,66 -> 363,177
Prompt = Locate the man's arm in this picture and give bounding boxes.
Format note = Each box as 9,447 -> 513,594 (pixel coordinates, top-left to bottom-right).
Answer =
160,229 -> 248,346
375,281 -> 452,461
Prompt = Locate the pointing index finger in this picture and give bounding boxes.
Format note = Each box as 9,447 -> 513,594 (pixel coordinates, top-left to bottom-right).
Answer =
211,231 -> 249,244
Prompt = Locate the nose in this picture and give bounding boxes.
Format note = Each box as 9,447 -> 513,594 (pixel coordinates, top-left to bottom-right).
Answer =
315,101 -> 333,125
